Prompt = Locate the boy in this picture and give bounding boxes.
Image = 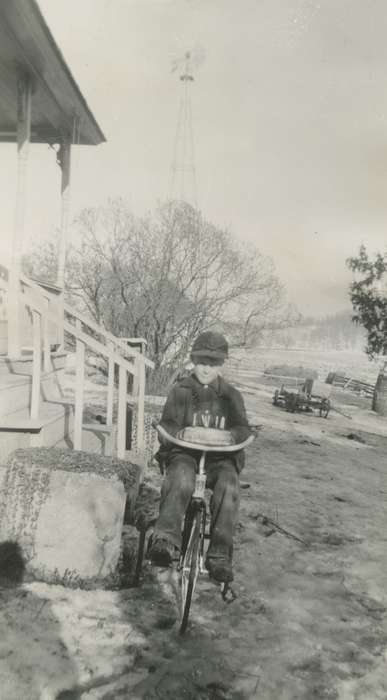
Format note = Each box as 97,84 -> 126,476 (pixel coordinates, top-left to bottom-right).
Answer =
149,331 -> 251,583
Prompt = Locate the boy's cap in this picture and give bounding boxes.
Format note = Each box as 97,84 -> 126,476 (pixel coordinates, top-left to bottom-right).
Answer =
191,332 -> 229,361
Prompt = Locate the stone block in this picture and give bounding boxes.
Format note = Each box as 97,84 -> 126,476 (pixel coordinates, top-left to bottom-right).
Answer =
0,447 -> 141,586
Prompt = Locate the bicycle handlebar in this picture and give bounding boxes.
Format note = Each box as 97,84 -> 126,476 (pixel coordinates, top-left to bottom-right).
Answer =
153,422 -> 255,452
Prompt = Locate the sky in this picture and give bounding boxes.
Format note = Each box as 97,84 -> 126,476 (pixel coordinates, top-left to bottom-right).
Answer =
1,0 -> 387,316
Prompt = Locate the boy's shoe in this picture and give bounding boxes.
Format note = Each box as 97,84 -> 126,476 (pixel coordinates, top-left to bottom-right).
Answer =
205,557 -> 234,583
148,537 -> 176,567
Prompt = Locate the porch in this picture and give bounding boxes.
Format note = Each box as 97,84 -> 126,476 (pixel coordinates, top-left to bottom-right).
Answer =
0,0 -> 155,467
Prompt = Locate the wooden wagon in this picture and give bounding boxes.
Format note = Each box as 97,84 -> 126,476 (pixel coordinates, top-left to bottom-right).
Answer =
272,378 -> 331,418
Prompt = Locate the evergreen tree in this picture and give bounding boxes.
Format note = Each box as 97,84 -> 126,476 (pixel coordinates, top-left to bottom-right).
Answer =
346,245 -> 387,359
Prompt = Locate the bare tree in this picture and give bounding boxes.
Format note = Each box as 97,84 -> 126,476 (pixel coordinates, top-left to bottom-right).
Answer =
24,199 -> 289,385
22,238 -> 59,285
224,268 -> 300,347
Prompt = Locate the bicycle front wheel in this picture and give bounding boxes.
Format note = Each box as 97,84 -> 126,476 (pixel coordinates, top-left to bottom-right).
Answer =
180,510 -> 202,634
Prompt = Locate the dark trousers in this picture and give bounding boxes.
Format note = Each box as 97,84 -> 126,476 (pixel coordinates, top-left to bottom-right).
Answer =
153,453 -> 240,561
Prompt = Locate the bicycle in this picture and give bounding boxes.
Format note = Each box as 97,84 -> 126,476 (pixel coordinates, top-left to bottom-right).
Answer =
151,423 -> 255,634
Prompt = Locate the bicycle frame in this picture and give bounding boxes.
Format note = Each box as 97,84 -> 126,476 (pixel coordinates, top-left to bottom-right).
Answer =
193,452 -> 207,499
178,450 -> 209,633
179,450 -> 208,577
149,424 -> 254,633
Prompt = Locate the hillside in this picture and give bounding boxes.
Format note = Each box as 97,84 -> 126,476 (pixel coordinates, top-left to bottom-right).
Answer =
246,311 -> 367,352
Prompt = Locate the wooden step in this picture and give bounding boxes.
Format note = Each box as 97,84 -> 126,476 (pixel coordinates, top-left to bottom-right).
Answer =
0,354 -> 68,419
82,422 -> 113,434
0,401 -> 73,431
0,417 -> 43,432
0,401 -> 75,463
0,351 -> 66,375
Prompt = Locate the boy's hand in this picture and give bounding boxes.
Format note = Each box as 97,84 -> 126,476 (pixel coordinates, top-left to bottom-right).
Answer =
158,433 -> 170,446
157,421 -> 181,445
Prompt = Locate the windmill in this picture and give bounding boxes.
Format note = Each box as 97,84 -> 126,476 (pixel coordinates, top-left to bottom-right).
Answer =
169,49 -> 203,207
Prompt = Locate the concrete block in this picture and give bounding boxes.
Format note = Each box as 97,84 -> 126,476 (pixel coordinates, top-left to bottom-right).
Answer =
33,469 -> 125,580
0,447 -> 141,586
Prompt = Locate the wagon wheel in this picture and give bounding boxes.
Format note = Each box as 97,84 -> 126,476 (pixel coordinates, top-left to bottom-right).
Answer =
273,389 -> 280,406
294,396 -> 302,413
286,394 -> 298,413
308,397 -> 315,412
319,398 -> 331,418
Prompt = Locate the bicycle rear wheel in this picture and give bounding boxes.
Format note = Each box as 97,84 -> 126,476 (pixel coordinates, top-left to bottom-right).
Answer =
180,509 -> 203,634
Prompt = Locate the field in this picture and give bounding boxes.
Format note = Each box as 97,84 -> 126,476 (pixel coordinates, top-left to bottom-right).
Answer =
1,347 -> 386,699
228,347 -> 381,385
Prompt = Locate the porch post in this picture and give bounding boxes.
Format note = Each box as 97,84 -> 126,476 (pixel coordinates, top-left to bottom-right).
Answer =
57,137 -> 72,290
56,137 -> 72,348
8,73 -> 32,359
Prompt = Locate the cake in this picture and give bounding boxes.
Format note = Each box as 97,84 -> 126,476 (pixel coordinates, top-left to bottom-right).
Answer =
180,426 -> 235,446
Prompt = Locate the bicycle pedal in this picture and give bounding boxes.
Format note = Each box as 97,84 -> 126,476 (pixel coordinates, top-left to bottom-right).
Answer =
221,583 -> 237,603
206,575 -> 224,589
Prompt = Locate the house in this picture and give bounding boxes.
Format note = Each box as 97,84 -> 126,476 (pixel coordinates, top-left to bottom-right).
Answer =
0,0 -> 154,464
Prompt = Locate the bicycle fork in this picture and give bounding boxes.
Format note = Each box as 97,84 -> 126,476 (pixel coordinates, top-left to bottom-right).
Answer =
192,452 -> 207,574
177,451 -> 206,578
193,452 -> 207,499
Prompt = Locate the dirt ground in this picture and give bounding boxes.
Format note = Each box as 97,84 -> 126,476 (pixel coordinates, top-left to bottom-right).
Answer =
1,351 -> 387,699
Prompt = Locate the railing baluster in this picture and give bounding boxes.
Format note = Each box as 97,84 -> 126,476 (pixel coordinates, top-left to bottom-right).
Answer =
117,365 -> 127,459
30,310 -> 41,420
136,355 -> 146,453
132,352 -> 139,397
43,297 -> 51,373
74,319 -> 85,450
57,294 -> 65,352
107,354 -> 114,426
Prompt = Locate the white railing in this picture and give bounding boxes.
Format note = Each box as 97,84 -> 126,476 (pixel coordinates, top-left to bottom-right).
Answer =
20,272 -> 62,371
1,270 -> 154,461
63,303 -> 153,368
0,273 -> 49,424
63,315 -> 152,457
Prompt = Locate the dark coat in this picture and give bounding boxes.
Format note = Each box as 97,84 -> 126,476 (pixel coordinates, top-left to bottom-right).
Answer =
158,374 -> 251,472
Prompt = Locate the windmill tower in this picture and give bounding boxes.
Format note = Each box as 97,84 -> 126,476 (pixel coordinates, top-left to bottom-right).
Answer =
169,51 -> 198,207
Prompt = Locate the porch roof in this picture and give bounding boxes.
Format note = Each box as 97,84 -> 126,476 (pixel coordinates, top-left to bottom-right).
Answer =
0,0 -> 105,145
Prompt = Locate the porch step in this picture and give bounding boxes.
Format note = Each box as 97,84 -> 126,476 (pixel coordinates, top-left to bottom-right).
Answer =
82,422 -> 113,434
0,374 -> 65,418
0,407 -> 119,464
80,422 -> 114,457
0,417 -> 43,432
0,401 -> 74,463
0,351 -> 66,375
0,353 -> 67,418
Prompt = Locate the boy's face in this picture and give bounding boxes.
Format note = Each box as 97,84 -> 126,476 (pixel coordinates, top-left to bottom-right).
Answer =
192,356 -> 223,385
